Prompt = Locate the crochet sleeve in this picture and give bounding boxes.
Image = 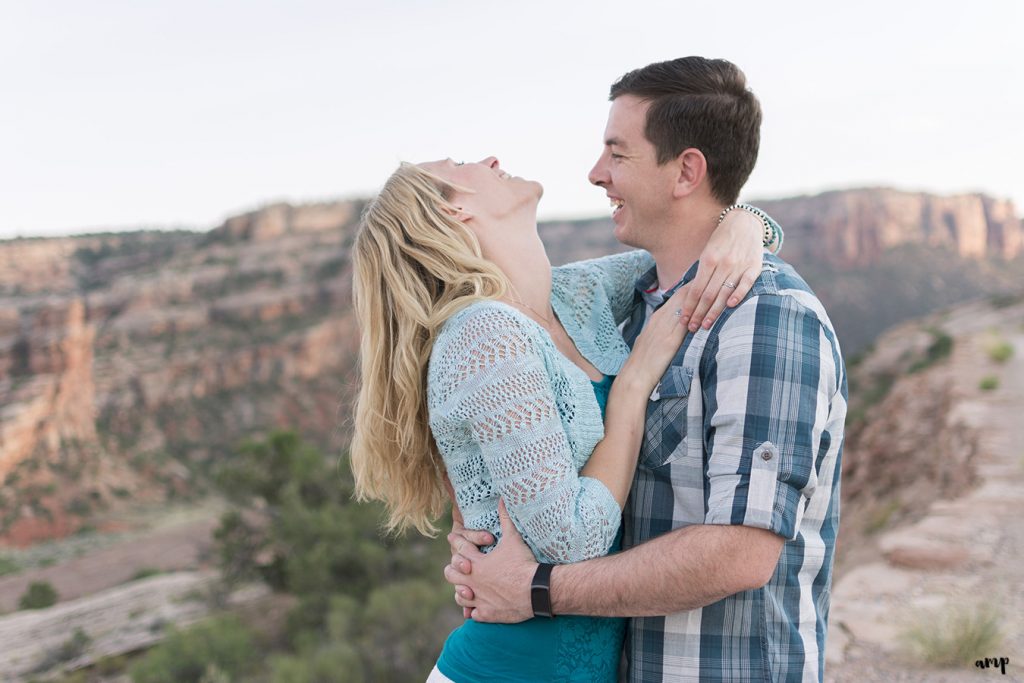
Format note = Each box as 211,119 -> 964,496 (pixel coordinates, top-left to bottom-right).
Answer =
430,307 -> 621,564
556,250 -> 653,324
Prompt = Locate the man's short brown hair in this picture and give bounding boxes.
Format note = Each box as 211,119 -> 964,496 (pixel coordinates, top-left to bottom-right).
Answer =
610,57 -> 761,205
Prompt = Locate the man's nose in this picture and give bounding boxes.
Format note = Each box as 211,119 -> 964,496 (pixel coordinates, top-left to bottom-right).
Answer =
479,156 -> 499,169
588,156 -> 608,186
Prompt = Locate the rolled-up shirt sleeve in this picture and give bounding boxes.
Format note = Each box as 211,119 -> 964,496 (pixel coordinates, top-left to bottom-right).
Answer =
701,295 -> 838,540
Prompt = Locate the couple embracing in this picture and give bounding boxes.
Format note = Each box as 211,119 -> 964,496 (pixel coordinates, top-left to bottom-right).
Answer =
352,56 -> 846,683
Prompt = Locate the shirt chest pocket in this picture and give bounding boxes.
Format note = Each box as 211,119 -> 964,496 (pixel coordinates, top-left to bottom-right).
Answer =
639,366 -> 693,470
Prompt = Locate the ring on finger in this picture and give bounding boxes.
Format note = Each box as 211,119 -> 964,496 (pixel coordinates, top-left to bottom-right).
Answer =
722,281 -> 737,289
673,308 -> 683,317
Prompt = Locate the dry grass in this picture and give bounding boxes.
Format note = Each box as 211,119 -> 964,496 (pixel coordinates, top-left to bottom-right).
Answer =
985,336 -> 1015,364
900,601 -> 1004,668
865,499 -> 902,535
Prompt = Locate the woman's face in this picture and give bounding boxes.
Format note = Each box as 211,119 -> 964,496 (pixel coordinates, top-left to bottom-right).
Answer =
418,157 -> 543,223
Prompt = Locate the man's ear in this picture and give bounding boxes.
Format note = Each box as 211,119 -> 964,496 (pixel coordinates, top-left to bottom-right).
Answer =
672,148 -> 707,199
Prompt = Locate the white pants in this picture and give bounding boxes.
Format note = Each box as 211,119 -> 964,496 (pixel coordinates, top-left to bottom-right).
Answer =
426,665 -> 455,682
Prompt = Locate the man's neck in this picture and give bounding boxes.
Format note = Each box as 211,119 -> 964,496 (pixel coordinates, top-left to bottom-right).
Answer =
650,203 -> 724,290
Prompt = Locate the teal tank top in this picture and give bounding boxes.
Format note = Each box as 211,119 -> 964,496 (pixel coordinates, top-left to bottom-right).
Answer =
436,374 -> 625,682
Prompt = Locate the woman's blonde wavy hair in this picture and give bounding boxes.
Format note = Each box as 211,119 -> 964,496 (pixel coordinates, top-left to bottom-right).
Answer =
350,162 -> 511,536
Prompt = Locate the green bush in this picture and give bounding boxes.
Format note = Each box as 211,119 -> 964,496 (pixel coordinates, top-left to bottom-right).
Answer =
211,431 -> 456,682
270,642 -> 364,683
0,555 -> 19,576
94,653 -> 129,676
213,509 -> 266,588
65,497 -> 91,516
989,293 -> 1023,309
845,371 -> 895,428
270,583 -> 451,683
19,581 -> 58,610
198,664 -> 232,683
33,628 -> 92,672
986,339 -> 1014,364
979,376 -> 999,391
129,614 -> 258,683
909,328 -> 954,373
130,567 -> 162,582
55,627 -> 91,663
359,580 -> 454,682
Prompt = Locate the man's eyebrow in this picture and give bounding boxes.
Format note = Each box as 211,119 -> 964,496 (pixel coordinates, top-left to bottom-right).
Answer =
605,137 -> 626,148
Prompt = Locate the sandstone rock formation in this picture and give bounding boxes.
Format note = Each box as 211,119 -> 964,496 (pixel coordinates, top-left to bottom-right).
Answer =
0,206 -> 363,544
0,188 -> 1020,545
755,189 -> 1022,268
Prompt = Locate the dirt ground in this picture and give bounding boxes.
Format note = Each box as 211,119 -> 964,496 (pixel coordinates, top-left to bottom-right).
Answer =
0,499 -> 223,614
825,305 -> 1024,682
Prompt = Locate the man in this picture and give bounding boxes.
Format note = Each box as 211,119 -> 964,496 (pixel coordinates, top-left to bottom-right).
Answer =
445,56 -> 846,682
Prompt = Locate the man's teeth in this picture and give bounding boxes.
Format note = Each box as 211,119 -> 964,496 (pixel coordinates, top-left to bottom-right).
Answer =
610,199 -> 624,209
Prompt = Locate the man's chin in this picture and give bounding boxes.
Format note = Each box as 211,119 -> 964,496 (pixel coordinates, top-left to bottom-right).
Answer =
613,223 -> 637,248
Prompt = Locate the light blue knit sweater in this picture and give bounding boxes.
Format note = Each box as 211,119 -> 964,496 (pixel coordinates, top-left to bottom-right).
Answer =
427,249 -> 654,564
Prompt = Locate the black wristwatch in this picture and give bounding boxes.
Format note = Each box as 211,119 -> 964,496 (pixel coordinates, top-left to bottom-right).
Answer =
531,563 -> 555,618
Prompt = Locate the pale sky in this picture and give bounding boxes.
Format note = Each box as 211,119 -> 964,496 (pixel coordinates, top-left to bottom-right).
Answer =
1,0 -> 1021,239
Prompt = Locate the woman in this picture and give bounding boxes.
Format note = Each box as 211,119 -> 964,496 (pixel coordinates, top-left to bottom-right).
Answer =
350,157 -> 775,682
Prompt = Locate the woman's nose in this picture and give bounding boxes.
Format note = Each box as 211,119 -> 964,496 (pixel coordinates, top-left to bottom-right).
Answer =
479,156 -> 499,169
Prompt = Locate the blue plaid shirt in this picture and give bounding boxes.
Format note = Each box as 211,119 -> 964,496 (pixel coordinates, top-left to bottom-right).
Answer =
620,253 -> 846,683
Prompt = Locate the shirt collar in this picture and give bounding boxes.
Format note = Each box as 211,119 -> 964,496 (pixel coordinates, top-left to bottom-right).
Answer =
634,261 -> 702,309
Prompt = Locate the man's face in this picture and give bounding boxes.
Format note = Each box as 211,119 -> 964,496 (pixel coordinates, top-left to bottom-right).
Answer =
588,95 -> 679,250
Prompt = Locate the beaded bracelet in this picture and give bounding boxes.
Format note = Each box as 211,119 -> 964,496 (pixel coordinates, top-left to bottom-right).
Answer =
717,204 -> 783,254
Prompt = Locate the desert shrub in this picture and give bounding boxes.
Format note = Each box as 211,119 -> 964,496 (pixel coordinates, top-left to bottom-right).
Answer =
989,293 -> 1023,309
846,371 -> 895,428
129,614 -> 257,683
979,376 -> 999,391
64,497 -> 91,516
901,602 -> 1003,667
33,628 -> 92,673
55,628 -> 91,662
359,579 -> 454,682
198,664 -> 232,683
909,328 -> 954,373
0,555 -> 19,576
94,653 -> 129,676
269,641 -> 363,683
986,339 -> 1014,364
19,581 -> 58,610
212,509 -> 267,588
212,431 -> 456,683
130,567 -> 162,581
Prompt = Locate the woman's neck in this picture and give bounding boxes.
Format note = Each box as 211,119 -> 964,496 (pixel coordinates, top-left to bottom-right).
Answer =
477,220 -> 553,319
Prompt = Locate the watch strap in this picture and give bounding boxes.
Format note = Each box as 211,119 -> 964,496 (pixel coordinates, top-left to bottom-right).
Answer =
530,562 -> 555,618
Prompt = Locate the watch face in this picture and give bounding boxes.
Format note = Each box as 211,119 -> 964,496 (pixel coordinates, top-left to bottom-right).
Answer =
531,573 -> 554,617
